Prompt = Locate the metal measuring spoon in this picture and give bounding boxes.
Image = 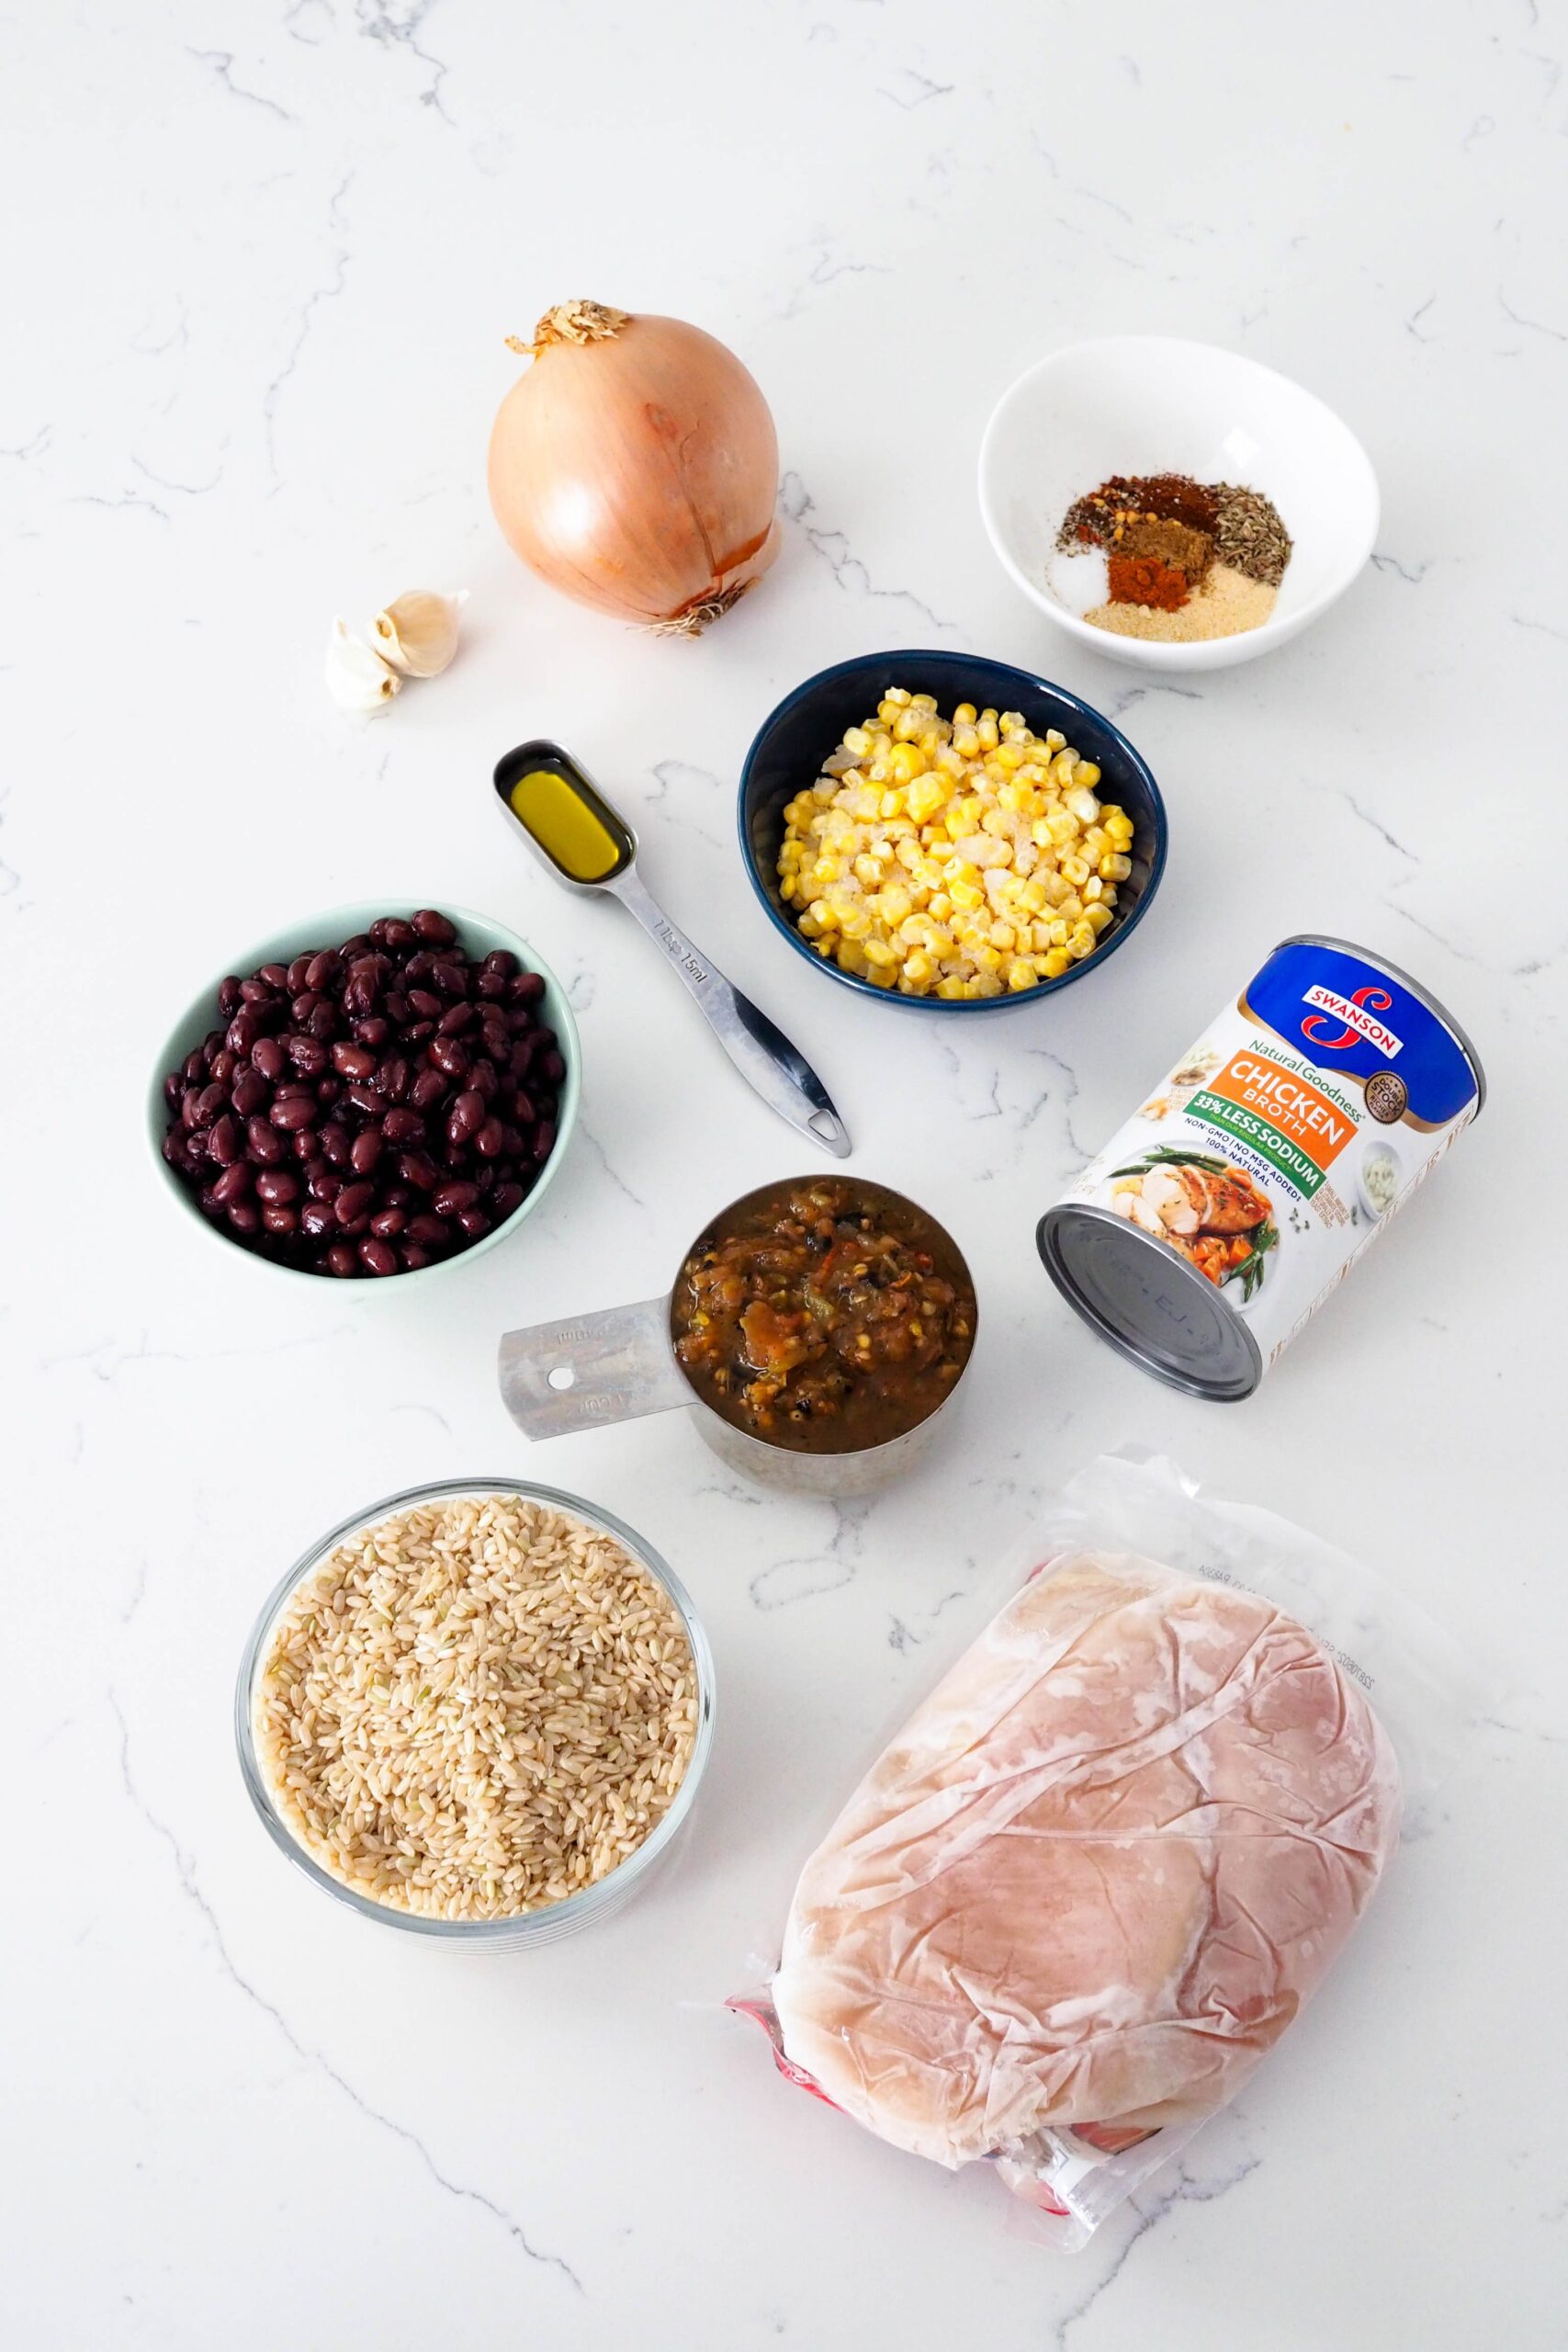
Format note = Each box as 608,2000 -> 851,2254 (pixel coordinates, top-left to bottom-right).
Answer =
493,740 -> 851,1158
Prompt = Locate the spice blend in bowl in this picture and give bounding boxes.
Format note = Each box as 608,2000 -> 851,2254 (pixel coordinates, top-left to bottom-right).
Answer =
1055,471 -> 1292,644
241,1482 -> 710,1937
977,336 -> 1380,673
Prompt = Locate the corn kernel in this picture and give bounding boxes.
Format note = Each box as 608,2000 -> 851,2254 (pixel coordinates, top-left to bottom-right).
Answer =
1084,901 -> 1113,933
1100,852 -> 1133,881
862,936 -> 897,967
1007,958 -> 1037,992
936,976 -> 967,1000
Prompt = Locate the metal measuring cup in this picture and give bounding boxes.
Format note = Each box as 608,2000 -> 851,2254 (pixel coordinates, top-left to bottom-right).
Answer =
497,1178 -> 976,1498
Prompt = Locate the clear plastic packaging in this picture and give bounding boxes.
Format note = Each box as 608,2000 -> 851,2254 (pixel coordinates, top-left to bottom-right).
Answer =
730,1453 -> 1495,2247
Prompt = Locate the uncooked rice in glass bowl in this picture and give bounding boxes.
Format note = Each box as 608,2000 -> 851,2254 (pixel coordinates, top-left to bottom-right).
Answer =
236,1478 -> 715,1946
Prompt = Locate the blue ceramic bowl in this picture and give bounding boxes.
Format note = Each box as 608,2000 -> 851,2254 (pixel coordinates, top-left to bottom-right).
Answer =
738,650 -> 1167,1012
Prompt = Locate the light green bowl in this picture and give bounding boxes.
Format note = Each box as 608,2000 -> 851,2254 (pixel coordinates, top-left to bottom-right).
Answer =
147,901 -> 581,1291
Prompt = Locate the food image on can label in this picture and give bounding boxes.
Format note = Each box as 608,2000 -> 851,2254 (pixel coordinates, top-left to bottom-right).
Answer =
1038,936 -> 1483,1399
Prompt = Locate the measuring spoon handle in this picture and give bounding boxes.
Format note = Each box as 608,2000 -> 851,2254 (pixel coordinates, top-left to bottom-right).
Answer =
605,868 -> 851,1159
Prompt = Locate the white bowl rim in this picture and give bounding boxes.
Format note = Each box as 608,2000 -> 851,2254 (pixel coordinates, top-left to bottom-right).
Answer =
234,1475 -> 716,1940
147,899 -> 581,1291
977,333 -> 1381,668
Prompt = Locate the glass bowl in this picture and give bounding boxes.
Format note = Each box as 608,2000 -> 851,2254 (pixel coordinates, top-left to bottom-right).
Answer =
235,1476 -> 716,1948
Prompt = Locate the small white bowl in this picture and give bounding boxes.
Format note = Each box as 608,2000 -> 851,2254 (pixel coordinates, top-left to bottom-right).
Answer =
978,335 -> 1380,673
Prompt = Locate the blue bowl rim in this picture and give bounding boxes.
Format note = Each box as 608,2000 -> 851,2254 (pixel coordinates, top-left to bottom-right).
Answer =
736,649 -> 1168,1012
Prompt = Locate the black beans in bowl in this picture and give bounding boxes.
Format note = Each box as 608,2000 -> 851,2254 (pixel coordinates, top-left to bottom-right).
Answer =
154,909 -> 577,1278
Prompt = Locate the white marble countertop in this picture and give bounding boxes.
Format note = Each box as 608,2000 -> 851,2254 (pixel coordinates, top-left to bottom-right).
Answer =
9,2 -> 1566,2345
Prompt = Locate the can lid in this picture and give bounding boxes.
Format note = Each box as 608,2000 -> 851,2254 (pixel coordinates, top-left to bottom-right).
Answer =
1037,1204 -> 1262,1402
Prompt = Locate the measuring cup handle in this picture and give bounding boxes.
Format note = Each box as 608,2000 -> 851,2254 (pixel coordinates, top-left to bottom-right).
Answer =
497,1295 -> 690,1438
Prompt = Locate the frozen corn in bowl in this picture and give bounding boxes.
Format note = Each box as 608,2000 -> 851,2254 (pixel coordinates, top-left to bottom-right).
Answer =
739,651 -> 1167,1012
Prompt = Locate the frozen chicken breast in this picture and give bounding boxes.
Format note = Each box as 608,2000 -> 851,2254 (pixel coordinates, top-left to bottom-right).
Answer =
772,1555 -> 1400,2168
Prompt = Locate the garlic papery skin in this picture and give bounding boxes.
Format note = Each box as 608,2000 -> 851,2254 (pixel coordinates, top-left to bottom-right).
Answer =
326,617 -> 401,716
370,588 -> 467,677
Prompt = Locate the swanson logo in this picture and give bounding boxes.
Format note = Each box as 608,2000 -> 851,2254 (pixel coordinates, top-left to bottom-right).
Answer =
1301,983 -> 1404,1059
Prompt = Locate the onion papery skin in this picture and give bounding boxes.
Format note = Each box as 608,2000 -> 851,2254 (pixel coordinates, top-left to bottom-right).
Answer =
488,309 -> 780,635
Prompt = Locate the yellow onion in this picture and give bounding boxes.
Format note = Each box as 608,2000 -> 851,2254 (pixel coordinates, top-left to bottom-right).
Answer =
488,300 -> 779,636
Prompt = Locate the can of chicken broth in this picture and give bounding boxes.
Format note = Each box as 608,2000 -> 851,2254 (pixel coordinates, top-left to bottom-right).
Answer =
1037,936 -> 1484,1398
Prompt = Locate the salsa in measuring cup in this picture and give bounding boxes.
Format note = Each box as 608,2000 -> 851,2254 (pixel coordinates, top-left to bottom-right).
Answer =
671,1179 -> 976,1454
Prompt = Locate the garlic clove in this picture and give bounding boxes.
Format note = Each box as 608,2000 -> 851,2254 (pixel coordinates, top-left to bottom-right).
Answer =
326,617 -> 401,716
370,588 -> 468,678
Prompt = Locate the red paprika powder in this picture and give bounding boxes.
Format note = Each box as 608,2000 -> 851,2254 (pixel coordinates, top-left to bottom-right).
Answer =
1106,552 -> 1190,612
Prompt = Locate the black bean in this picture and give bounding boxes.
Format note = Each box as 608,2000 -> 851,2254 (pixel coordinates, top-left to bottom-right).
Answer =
207,1114 -> 242,1167
411,908 -> 457,945
246,1116 -> 286,1164
446,1091 -> 484,1145
428,1034 -> 468,1080
358,1237 -> 399,1277
288,1034 -> 328,1078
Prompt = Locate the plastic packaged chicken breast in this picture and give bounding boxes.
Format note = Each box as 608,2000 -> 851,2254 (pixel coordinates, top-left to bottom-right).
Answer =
733,1455 -> 1488,2246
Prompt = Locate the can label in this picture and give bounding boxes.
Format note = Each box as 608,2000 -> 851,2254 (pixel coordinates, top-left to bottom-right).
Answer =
1058,940 -> 1481,1377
